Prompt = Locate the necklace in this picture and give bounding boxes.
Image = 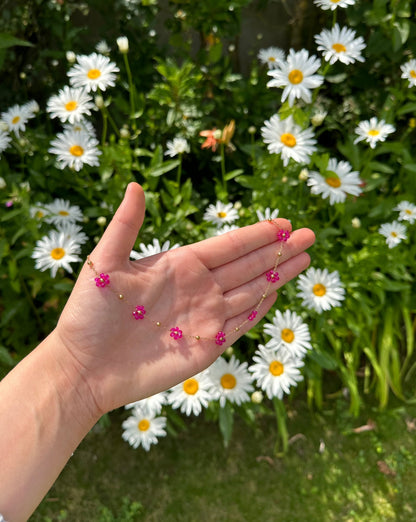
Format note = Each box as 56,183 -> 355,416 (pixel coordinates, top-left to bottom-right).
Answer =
87,220 -> 290,346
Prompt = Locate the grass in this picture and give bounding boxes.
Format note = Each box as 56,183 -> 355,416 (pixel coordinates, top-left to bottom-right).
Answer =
32,399 -> 416,522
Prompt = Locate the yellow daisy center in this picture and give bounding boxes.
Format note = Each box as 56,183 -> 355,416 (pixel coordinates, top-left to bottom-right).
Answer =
138,419 -> 150,432
313,283 -> 327,297
331,0 -> 341,3
281,328 -> 295,343
268,56 -> 276,62
391,231 -> 398,237
50,247 -> 65,260
280,133 -> 297,147
183,378 -> 199,395
410,70 -> 416,78
332,43 -> 346,53
368,129 -> 380,136
87,68 -> 101,80
288,69 -> 304,84
269,360 -> 284,376
217,211 -> 227,218
221,373 -> 237,389
35,210 -> 44,219
65,100 -> 78,112
59,210 -> 69,216
405,209 -> 412,215
325,176 -> 341,188
69,145 -> 84,157
12,116 -> 20,124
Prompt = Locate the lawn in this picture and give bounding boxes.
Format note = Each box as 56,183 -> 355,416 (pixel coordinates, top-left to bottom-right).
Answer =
33,400 -> 416,521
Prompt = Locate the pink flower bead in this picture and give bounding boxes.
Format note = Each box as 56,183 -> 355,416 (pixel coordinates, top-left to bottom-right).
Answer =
95,273 -> 110,287
248,310 -> 258,321
266,270 -> 280,283
132,305 -> 146,320
170,327 -> 183,340
277,229 -> 290,242
215,331 -> 226,346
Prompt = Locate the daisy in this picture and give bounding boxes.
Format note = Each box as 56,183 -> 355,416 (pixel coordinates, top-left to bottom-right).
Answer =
203,201 -> 239,227
314,24 -> 366,65
207,355 -> 254,408
378,221 -> 407,248
167,371 -> 213,416
256,207 -> 279,222
249,345 -> 304,400
215,224 -> 240,236
263,309 -> 312,358
267,48 -> 323,107
95,40 -> 111,55
1,104 -> 29,137
121,407 -> 167,451
67,52 -> 120,92
22,100 -> 40,117
296,267 -> 345,314
0,130 -> 12,156
32,230 -> 82,278
63,120 -> 97,138
313,0 -> 356,10
307,158 -> 362,205
130,238 -> 180,260
400,59 -> 416,88
44,198 -> 84,226
261,114 -> 317,167
354,117 -> 395,149
56,222 -> 88,245
165,137 -> 190,157
258,46 -> 285,69
48,129 -> 101,171
46,86 -> 94,124
30,203 -> 50,221
395,200 -> 416,224
125,391 -> 168,417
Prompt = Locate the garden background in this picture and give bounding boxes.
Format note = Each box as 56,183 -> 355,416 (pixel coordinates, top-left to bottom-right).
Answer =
1,0 -> 415,520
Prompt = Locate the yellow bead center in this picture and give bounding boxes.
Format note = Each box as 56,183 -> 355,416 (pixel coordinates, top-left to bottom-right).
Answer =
288,69 -> 303,85
69,145 -> 84,157
50,247 -> 65,260
65,100 -> 78,112
221,373 -> 237,390
313,283 -> 327,297
138,419 -> 150,432
12,116 -> 20,124
281,328 -> 295,343
332,43 -> 347,53
368,129 -> 380,136
87,68 -> 101,80
280,133 -> 297,147
217,211 -> 227,218
325,176 -> 341,188
269,360 -> 284,376
183,378 -> 199,395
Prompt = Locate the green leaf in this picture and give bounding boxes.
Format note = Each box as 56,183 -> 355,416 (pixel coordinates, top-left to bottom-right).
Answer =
146,159 -> 180,177
218,402 -> 234,448
0,346 -> 15,367
0,33 -> 34,49
224,169 -> 244,181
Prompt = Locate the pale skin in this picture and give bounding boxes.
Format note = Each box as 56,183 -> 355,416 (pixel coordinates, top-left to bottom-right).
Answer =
0,182 -> 315,521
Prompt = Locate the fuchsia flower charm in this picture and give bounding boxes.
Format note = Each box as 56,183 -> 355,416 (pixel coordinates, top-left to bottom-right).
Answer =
170,327 -> 183,340
132,305 -> 146,320
95,273 -> 110,287
266,270 -> 280,283
248,310 -> 258,321
277,229 -> 290,242
215,331 -> 226,345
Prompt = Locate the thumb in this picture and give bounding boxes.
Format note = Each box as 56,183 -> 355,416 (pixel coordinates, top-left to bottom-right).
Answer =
92,182 -> 146,262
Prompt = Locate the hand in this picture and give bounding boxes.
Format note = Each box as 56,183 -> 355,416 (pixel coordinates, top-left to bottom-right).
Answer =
53,182 -> 315,415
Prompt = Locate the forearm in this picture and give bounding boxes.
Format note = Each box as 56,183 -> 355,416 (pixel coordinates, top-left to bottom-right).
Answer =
0,330 -> 100,522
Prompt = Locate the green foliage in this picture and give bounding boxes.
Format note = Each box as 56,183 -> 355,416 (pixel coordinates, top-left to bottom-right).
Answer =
1,0 -> 416,449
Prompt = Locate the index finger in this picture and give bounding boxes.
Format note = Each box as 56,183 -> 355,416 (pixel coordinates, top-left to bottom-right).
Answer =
189,218 -> 293,270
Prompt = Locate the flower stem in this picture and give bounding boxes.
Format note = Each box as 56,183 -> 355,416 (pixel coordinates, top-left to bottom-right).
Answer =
123,53 -> 136,130
220,143 -> 227,195
273,397 -> 289,455
177,154 -> 183,187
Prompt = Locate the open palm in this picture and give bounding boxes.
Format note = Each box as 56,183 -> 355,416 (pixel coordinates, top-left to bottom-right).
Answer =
55,183 -> 315,414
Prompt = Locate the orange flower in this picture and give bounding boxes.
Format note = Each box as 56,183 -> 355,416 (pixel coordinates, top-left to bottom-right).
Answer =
200,129 -> 220,151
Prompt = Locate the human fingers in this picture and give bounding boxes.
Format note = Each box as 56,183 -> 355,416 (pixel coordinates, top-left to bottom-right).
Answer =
211,228 -> 315,293
190,218 -> 293,269
91,182 -> 145,263
223,251 -> 311,319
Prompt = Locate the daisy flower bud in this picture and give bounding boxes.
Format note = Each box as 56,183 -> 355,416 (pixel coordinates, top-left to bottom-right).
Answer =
117,36 -> 129,54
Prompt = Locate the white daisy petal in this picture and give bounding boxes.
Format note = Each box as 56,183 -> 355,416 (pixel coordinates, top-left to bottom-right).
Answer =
130,238 -> 180,260
203,201 -> 239,227
0,130 -> 12,156
400,59 -> 416,88
314,24 -> 366,65
121,407 -> 167,451
31,230 -> 82,278
354,117 -> 395,149
1,104 -> 30,137
256,207 -> 280,221
314,0 -> 356,10
44,198 -> 84,226
378,220 -> 407,248
68,52 -> 120,92
168,371 -> 213,416
263,309 -> 312,358
207,355 -> 254,408
394,200 -> 416,224
47,86 -> 94,124
257,46 -> 285,69
296,267 -> 345,314
48,129 -> 101,171
165,137 -> 190,157
125,392 -> 168,417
